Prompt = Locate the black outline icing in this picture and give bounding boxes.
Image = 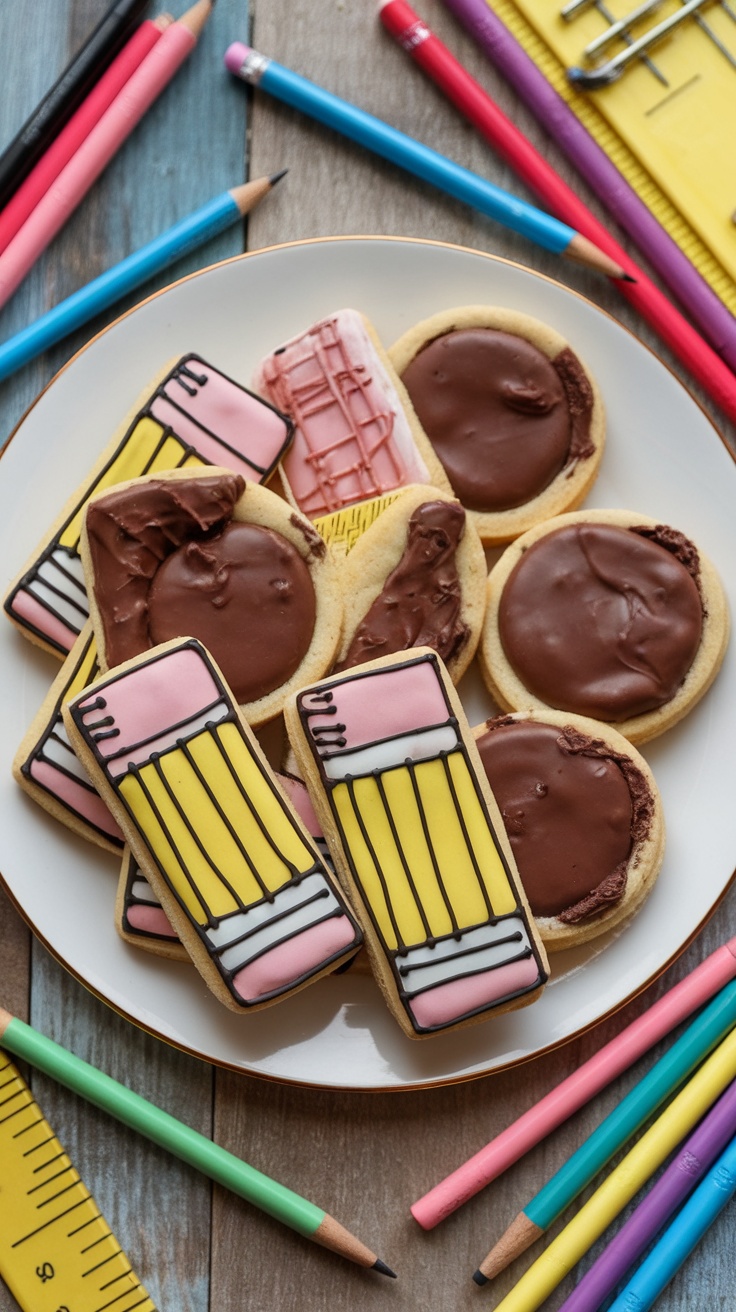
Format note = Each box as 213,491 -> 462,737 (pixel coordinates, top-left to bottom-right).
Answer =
296,651 -> 547,1034
4,354 -> 294,655
18,628 -> 124,849
69,639 -> 362,1007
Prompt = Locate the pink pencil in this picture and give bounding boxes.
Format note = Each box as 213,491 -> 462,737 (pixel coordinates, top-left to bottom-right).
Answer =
0,1 -> 212,313
411,935 -> 736,1229
0,17 -> 169,258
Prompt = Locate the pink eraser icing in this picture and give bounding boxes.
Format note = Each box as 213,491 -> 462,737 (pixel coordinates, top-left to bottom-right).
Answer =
224,42 -> 251,74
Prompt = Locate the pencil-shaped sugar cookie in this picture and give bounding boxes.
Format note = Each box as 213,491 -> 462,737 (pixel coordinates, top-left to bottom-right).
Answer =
64,638 -> 363,1012
5,354 -> 293,657
13,623 -> 124,852
116,771 -> 337,962
285,648 -> 548,1038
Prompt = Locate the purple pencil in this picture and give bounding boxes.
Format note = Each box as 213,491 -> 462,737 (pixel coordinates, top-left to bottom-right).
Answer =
439,0 -> 736,371
557,1075 -> 736,1312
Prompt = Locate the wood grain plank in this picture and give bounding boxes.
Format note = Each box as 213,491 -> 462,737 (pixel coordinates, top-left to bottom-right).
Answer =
0,4 -> 251,1311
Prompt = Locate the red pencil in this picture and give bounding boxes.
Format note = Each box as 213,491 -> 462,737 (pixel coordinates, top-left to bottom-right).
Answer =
378,0 -> 736,427
0,17 -> 170,258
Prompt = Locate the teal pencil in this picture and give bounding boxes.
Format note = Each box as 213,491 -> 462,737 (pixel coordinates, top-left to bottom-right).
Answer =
0,1007 -> 395,1276
476,978 -> 736,1281
0,173 -> 285,385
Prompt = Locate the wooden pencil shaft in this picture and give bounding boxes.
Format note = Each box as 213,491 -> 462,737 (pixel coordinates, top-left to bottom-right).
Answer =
226,43 -> 624,277
486,1026 -> 736,1310
413,942 -> 736,1228
0,1010 -> 325,1237
0,177 -> 278,383
0,0 -> 149,209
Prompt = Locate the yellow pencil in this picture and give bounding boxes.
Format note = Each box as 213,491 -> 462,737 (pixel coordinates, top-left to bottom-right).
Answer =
489,1024 -> 736,1311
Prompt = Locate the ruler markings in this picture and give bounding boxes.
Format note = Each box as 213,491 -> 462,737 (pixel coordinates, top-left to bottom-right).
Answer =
32,1149 -> 67,1172
28,1164 -> 74,1192
12,1194 -> 90,1245
0,1055 -> 156,1311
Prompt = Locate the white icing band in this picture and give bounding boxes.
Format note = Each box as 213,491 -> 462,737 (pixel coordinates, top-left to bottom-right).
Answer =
130,877 -> 158,904
396,916 -> 534,995
209,874 -> 343,966
322,724 -> 460,779
37,725 -> 90,781
26,548 -> 89,632
80,699 -> 231,778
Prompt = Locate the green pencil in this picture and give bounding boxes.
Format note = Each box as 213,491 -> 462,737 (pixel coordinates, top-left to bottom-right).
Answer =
475,977 -> 736,1282
0,1007 -> 395,1277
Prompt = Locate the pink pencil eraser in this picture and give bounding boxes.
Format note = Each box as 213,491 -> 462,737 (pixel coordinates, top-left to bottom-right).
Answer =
224,42 -> 251,74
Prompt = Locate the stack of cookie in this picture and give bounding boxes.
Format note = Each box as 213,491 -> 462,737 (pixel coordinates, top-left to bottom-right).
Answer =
4,305 -> 728,1039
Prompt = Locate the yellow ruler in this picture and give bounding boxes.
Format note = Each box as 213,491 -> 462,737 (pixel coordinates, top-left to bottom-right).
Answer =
0,1052 -> 156,1312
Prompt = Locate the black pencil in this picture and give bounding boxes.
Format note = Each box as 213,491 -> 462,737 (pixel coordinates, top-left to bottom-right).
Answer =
0,0 -> 150,210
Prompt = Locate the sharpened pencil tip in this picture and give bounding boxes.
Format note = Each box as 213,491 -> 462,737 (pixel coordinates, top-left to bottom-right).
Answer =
373,1258 -> 397,1278
473,1269 -> 489,1286
620,272 -> 637,283
269,168 -> 288,186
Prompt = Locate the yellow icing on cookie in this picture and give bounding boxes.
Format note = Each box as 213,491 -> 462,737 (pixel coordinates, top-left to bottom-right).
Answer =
444,751 -> 517,918
118,724 -> 316,923
332,752 -> 517,949
58,418 -> 208,549
314,491 -> 402,555
66,627 -> 101,697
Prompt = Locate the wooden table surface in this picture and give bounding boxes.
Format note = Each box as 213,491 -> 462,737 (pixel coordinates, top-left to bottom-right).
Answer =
1,2 -> 735,1309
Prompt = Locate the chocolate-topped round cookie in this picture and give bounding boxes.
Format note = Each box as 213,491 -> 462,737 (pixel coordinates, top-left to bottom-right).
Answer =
481,509 -> 729,744
389,307 -> 605,545
81,468 -> 344,725
473,710 -> 664,950
148,522 -> 316,705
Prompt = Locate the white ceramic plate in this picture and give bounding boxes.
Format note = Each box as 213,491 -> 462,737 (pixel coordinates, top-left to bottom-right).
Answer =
1,237 -> 735,1091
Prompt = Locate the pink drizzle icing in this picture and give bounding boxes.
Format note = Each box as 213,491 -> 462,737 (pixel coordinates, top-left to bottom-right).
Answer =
254,310 -> 429,518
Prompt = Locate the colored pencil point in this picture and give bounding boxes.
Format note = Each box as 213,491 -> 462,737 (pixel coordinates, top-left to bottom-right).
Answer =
0,0 -> 214,313
0,173 -> 284,385
486,1026 -> 736,1311
0,1007 -> 389,1276
373,1258 -> 398,1277
476,978 -> 736,1281
225,41 -> 627,281
412,938 -> 736,1230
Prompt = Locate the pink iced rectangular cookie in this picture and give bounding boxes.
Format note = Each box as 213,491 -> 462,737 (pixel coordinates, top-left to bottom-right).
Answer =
253,309 -> 430,519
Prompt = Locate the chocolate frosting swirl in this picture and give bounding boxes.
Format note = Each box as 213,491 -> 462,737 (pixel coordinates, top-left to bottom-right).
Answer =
337,500 -> 470,670
399,329 -> 594,512
476,718 -> 653,921
86,475 -> 317,704
498,523 -> 703,720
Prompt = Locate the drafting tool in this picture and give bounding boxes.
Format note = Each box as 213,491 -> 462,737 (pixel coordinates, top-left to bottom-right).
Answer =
0,1050 -> 155,1312
482,0 -> 736,310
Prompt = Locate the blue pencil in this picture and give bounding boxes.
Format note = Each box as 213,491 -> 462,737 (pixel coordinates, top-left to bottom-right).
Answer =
0,173 -> 284,384
607,1129 -> 736,1312
224,42 -> 627,280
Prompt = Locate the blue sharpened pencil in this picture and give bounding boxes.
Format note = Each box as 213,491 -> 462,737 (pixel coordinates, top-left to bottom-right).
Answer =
0,174 -> 284,384
607,1129 -> 736,1312
224,42 -> 628,280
